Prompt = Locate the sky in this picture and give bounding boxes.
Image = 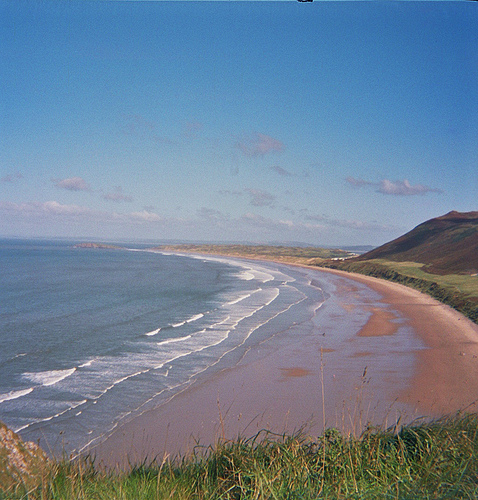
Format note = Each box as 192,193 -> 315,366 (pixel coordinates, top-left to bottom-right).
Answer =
1,1 -> 477,247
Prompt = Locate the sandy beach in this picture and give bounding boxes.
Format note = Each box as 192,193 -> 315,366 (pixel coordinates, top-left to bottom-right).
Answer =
92,263 -> 478,468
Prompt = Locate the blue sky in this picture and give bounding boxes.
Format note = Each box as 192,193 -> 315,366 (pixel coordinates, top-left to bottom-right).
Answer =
1,1 -> 477,246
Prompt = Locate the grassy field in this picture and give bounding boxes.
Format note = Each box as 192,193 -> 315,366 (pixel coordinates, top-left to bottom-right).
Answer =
358,259 -> 478,299
321,257 -> 478,324
3,413 -> 478,499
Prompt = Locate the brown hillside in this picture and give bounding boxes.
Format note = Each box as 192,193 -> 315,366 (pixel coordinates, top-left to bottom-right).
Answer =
358,211 -> 478,275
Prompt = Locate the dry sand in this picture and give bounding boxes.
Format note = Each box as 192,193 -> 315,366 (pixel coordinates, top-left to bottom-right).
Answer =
92,264 -> 478,468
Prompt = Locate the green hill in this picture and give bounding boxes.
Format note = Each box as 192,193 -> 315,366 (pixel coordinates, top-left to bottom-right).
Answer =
321,211 -> 478,323
358,211 -> 478,275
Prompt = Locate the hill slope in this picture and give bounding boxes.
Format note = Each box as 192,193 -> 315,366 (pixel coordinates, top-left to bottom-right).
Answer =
358,211 -> 478,275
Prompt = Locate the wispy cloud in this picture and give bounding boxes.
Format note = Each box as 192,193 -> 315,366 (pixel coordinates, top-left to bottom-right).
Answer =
102,186 -> 134,203
240,213 -> 292,230
377,179 -> 442,196
129,210 -> 163,222
220,187 -> 277,208
52,177 -> 91,192
0,200 -> 93,216
244,188 -> 276,207
345,176 -> 375,188
217,189 -> 243,197
122,114 -> 174,145
346,176 -> 442,196
1,172 -> 23,183
304,211 -> 395,232
0,200 -> 166,224
1,197 -> 399,243
271,166 -> 311,179
236,133 -> 285,157
239,213 -> 326,236
197,207 -> 229,222
124,114 -> 155,134
183,121 -> 203,139
281,205 -> 295,215
271,166 -> 293,177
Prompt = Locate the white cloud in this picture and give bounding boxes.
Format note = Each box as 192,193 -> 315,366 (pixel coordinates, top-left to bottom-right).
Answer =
102,186 -> 134,203
377,179 -> 442,196
0,200 -> 92,217
346,176 -> 442,196
52,177 -> 91,191
236,133 -> 285,157
42,201 -> 90,215
0,200 -> 169,226
129,210 -> 163,222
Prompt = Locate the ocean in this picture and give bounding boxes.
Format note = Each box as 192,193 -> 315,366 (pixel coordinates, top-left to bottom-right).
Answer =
0,239 -> 419,455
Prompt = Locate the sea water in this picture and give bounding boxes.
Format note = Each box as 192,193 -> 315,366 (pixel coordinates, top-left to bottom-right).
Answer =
0,239 -> 334,454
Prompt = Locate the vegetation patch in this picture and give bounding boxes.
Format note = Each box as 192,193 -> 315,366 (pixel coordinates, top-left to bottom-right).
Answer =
320,258 -> 478,325
3,414 -> 478,499
152,244 -> 354,264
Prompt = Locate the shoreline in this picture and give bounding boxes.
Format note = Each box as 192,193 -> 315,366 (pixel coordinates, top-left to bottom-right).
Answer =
92,255 -> 478,468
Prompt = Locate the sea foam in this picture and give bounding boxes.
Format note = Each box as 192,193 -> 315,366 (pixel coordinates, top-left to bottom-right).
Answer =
145,328 -> 162,336
157,334 -> 192,346
0,388 -> 34,403
23,368 -> 76,387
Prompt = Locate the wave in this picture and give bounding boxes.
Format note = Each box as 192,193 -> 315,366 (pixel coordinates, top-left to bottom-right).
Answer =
17,285 -> 284,440
15,398 -> 88,433
157,334 -> 192,346
238,270 -> 254,280
226,293 -> 253,306
170,251 -> 276,284
235,266 -> 274,283
187,313 -> 204,323
313,302 -> 324,313
0,388 -> 34,404
23,368 -> 76,387
171,312 -> 205,328
207,316 -> 231,328
145,328 -> 161,336
79,359 -> 97,368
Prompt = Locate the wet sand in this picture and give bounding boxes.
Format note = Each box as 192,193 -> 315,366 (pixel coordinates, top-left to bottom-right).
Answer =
323,268 -> 478,412
92,264 -> 478,468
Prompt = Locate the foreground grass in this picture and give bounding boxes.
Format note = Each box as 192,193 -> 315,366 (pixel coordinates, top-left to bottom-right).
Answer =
4,413 -> 478,500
